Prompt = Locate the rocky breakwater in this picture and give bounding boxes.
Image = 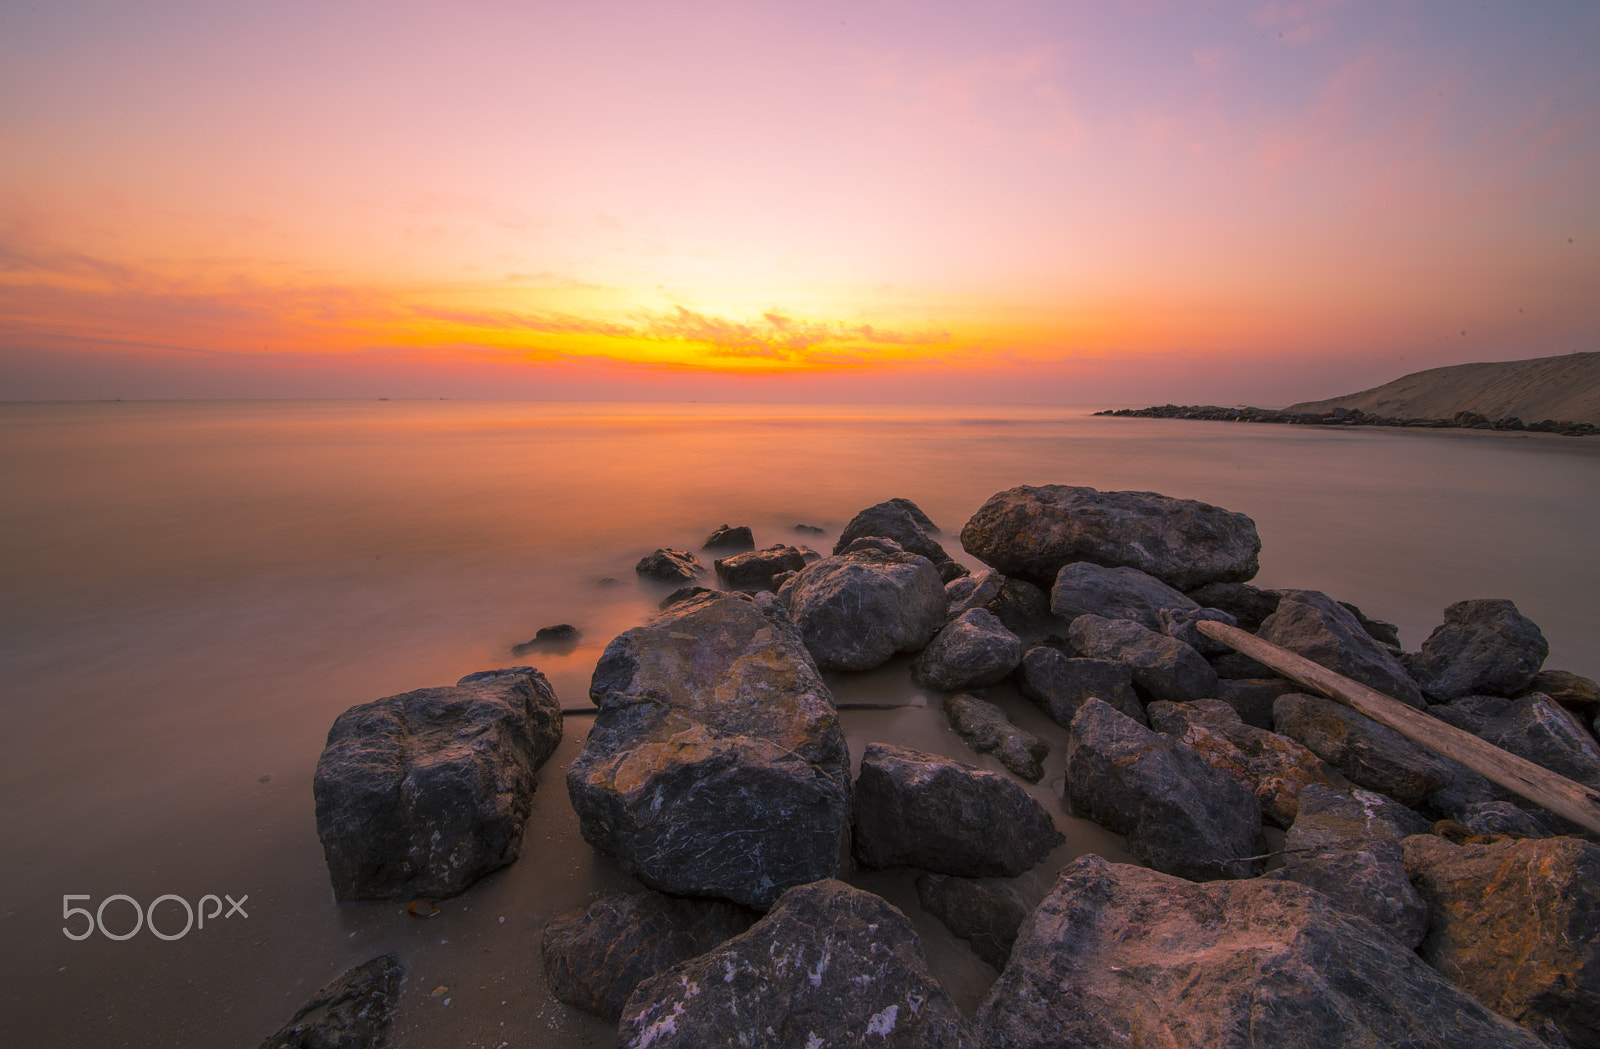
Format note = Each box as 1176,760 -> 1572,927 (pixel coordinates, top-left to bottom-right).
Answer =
565,588 -> 853,909
1095,403 -> 1599,435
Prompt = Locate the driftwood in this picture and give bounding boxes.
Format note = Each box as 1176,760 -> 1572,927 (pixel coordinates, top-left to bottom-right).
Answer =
1197,619 -> 1600,835
559,699 -> 926,716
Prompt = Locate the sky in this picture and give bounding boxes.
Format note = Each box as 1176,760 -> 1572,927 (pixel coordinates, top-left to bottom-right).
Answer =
1,0 -> 1597,404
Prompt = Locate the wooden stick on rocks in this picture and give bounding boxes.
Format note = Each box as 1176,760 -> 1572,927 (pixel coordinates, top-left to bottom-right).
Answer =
1197,619 -> 1600,836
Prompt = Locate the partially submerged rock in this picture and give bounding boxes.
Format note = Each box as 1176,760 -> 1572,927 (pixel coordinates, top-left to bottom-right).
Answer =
1068,613 -> 1217,703
635,548 -> 705,583
960,484 -> 1262,591
616,880 -> 975,1049
1257,589 -> 1425,707
541,892 -> 753,1022
916,873 -> 1029,971
1147,698 -> 1351,827
972,855 -> 1543,1049
777,545 -> 945,671
1047,561 -> 1198,628
313,667 -> 563,901
1016,646 -> 1146,726
256,954 -> 403,1049
566,590 -> 852,909
853,743 -> 1063,877
910,608 -> 1023,692
701,523 -> 755,552
942,693 -> 1049,782
1408,598 -> 1548,700
511,623 -> 581,657
1065,699 -> 1262,881
1404,833 -> 1600,1048
714,544 -> 809,592
834,498 -> 969,583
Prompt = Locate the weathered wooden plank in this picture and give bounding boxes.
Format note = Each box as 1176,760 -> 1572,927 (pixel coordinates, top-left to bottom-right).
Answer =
1197,618 -> 1600,835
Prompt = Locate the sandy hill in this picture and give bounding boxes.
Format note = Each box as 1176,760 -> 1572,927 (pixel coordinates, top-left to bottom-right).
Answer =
1287,352 -> 1600,426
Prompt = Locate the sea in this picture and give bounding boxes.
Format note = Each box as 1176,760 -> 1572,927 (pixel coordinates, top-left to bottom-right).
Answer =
3,400 -> 1597,1048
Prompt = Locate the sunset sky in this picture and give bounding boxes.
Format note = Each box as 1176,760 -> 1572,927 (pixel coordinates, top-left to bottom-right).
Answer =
2,0 -> 1597,403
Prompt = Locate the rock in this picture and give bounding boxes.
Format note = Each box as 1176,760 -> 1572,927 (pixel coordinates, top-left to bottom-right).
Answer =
960,484 -> 1262,591
566,590 -> 852,908
1047,562 -> 1198,628
658,585 -> 716,611
635,548 -> 705,583
1426,693 -> 1511,734
1262,843 -> 1429,949
1067,613 -> 1217,703
942,693 -> 1049,782
776,546 -> 945,672
1016,646 -> 1145,726
701,523 -> 755,551
313,667 -> 563,901
714,545 -> 809,592
1257,590 -> 1425,707
793,523 -> 826,535
1064,699 -> 1262,880
981,576 -> 1055,642
910,609 -> 1023,692
853,743 -> 1063,876
1146,698 -> 1352,827
1214,677 -> 1296,729
1409,598 -> 1549,700
1521,669 -> 1600,714
256,954 -> 403,1049
972,854 -> 1540,1049
616,880 -> 974,1049
511,623 -> 581,656
1284,783 -> 1431,858
541,892 -> 754,1022
1404,833 -> 1600,1049
1480,693 -> 1600,789
915,873 -> 1028,971
1273,692 -> 1492,815
1339,600 -> 1403,649
944,568 -> 1004,620
1184,581 -> 1281,631
1209,650 -> 1278,679
1453,800 -> 1555,839
1159,605 -> 1238,656
833,498 -> 969,583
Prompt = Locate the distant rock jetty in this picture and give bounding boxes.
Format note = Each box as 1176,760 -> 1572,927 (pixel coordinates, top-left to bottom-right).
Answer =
1096,403 -> 1596,435
288,489 -> 1600,1049
1100,351 -> 1600,435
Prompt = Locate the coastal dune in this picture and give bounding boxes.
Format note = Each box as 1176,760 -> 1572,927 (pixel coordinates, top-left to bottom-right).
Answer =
1287,352 -> 1600,427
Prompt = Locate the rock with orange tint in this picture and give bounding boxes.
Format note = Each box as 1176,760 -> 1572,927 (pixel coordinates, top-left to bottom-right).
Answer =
1403,833 -> 1600,1048
566,590 -> 851,909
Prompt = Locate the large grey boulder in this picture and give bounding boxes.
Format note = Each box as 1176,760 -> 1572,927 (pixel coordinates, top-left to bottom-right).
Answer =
1065,699 -> 1263,881
833,498 -> 969,583
916,873 -> 1029,971
1405,834 -> 1600,1049
853,743 -> 1063,876
1481,693 -> 1600,789
1048,562 -> 1198,628
1185,580 -> 1281,630
1068,613 -> 1217,703
1273,692 -> 1493,815
1408,598 -> 1548,700
972,855 -> 1544,1049
910,608 -> 1023,692
1016,646 -> 1146,726
714,544 -> 809,592
777,546 -> 945,671
960,485 -> 1262,591
566,590 -> 852,909
1147,698 -> 1351,827
616,880 -> 975,1049
943,693 -> 1049,782
635,548 -> 705,583
1261,842 -> 1429,949
541,892 -> 753,1021
1521,668 -> 1600,714
1257,590 -> 1425,707
313,667 -> 563,901
256,954 -> 402,1049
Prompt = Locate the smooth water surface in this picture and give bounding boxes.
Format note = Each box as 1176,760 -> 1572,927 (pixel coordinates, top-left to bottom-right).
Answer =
3,400 -> 1597,1047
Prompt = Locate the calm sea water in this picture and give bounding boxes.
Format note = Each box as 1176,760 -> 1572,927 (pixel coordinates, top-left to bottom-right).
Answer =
3,400 -> 1598,1048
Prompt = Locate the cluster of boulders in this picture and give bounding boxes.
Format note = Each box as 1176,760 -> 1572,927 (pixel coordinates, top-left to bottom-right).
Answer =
1097,403 -> 1598,436
297,486 -> 1600,1049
